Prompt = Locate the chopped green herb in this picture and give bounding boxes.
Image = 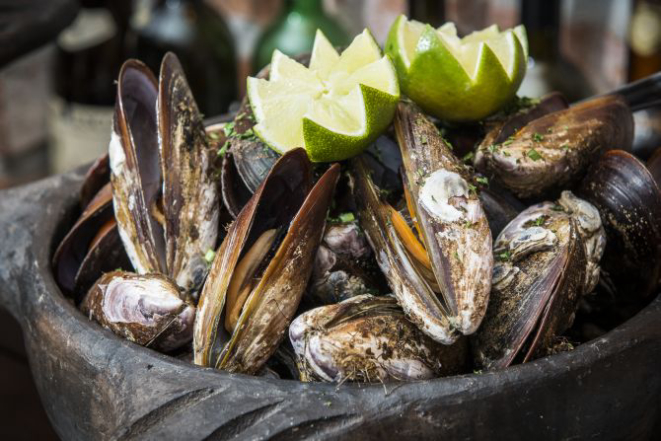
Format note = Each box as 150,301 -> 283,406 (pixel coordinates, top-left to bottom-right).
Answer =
497,250 -> 511,262
488,144 -> 499,153
551,204 -> 565,212
464,221 -> 475,229
204,249 -> 216,264
476,176 -> 489,186
467,183 -> 478,194
419,134 -> 428,144
339,212 -> 355,223
532,132 -> 544,142
527,148 -> 543,161
218,140 -> 230,156
502,150 -> 511,157
208,131 -> 220,140
503,138 -> 514,146
462,152 -> 474,163
238,128 -> 255,139
223,122 -> 236,137
561,144 -> 570,151
453,251 -> 461,262
524,215 -> 549,228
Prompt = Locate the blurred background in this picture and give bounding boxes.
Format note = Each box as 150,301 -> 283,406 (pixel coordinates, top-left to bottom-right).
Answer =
0,0 -> 660,438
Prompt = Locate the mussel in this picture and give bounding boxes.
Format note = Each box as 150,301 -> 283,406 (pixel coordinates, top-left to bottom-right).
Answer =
290,295 -> 468,382
578,150 -> 661,298
355,101 -> 493,344
474,95 -> 633,198
193,149 -> 340,374
81,271 -> 195,352
109,53 -> 220,296
53,183 -> 130,300
473,191 -> 605,369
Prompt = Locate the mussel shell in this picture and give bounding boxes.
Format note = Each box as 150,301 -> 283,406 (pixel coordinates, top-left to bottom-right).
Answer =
578,150 -> 661,298
473,204 -> 587,369
289,295 -> 469,382
350,156 -> 457,344
110,59 -> 167,275
53,183 -> 114,294
646,147 -> 661,188
307,222 -> 385,306
483,92 -> 569,146
394,101 -> 493,337
80,153 -> 110,210
220,151 -> 253,219
158,53 -> 220,293
80,271 -> 195,352
72,220 -> 131,303
194,149 -> 340,374
478,186 -> 522,237
224,62 -> 280,196
475,95 -> 634,198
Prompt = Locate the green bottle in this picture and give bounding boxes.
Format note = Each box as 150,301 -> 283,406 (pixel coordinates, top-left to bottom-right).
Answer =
252,0 -> 351,72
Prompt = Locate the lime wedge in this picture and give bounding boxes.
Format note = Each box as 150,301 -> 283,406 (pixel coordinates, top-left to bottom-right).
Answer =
248,29 -> 399,162
386,15 -> 528,122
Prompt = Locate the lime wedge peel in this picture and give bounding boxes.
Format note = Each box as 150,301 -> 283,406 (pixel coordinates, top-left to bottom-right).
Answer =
248,29 -> 400,162
386,15 -> 528,122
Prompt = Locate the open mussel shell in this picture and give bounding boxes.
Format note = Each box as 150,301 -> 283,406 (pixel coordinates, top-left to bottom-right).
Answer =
110,58 -> 166,275
81,271 -> 195,352
473,198 -> 591,370
194,149 -> 340,374
220,152 -> 253,219
350,157 -> 455,344
475,95 -> 634,198
393,101 -> 493,339
578,150 -> 661,298
110,54 -> 220,294
80,153 -> 110,209
73,218 -> 131,302
290,295 -> 469,382
53,183 -> 115,294
158,53 -> 220,293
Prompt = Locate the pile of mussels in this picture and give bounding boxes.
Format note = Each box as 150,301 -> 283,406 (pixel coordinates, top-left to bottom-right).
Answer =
53,53 -> 661,382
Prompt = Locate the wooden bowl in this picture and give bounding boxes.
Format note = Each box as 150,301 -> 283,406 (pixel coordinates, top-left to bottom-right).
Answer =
0,167 -> 660,440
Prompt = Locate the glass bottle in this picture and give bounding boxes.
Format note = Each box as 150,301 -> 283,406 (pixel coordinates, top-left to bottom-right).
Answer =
252,0 -> 351,72
409,0 -> 445,28
49,0 -> 133,174
132,0 -> 237,116
517,0 -> 592,101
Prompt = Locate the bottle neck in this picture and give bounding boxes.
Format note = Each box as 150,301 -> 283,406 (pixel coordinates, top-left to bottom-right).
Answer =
288,0 -> 324,15
520,0 -> 560,62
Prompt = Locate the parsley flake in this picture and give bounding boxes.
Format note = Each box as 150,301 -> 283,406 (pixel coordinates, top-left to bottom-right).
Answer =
527,148 -> 543,161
